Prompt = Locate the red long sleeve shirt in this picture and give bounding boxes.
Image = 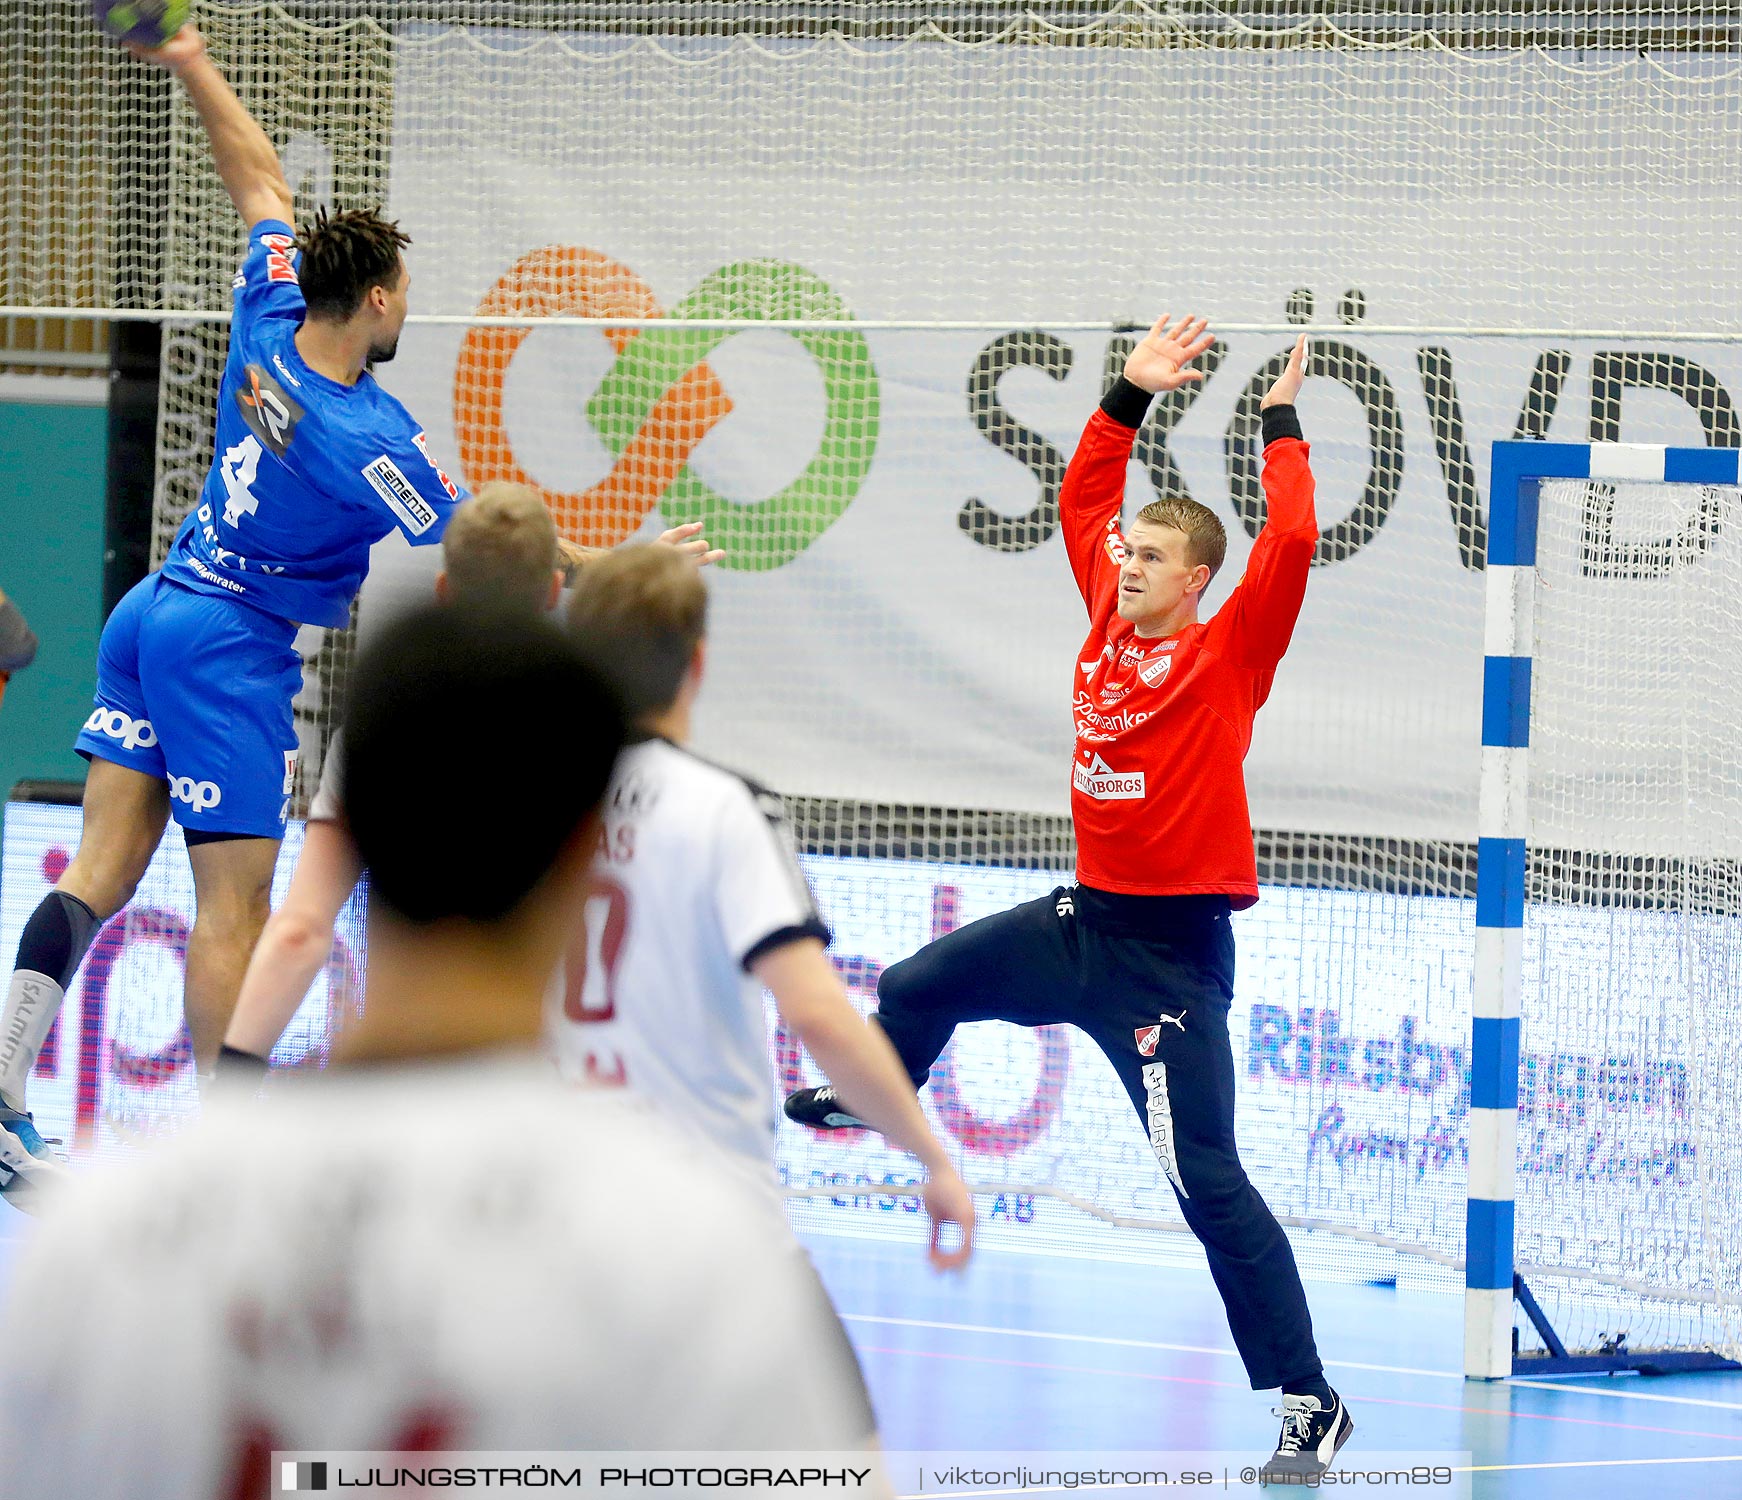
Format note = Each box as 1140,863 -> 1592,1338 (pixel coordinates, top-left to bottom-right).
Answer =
1061,394 -> 1318,907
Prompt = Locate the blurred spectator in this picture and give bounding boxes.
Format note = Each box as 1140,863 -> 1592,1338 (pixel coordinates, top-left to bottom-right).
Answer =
0,587 -> 39,676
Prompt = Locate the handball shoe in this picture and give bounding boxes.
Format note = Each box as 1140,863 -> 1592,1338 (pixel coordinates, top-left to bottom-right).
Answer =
0,1105 -> 68,1213
1260,1391 -> 1354,1484
783,1086 -> 867,1130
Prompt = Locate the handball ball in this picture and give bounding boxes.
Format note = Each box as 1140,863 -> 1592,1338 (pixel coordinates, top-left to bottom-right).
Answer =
92,0 -> 190,48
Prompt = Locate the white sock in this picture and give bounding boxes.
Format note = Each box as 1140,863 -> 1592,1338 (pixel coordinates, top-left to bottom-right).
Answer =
0,970 -> 67,1113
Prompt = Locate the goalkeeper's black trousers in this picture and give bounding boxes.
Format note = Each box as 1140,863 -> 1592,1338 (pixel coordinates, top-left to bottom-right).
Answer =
871,881 -> 1323,1393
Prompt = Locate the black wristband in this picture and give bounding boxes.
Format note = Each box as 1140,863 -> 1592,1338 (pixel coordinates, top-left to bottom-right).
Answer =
1100,376 -> 1155,430
1261,403 -> 1303,446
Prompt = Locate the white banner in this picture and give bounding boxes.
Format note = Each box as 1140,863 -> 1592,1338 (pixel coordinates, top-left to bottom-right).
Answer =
0,803 -> 361,1160
8,800 -> 1711,1294
352,37 -> 1742,841
777,853 -> 1712,1299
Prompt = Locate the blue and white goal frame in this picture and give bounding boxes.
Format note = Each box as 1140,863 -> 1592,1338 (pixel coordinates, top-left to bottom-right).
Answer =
1466,440 -> 1742,1381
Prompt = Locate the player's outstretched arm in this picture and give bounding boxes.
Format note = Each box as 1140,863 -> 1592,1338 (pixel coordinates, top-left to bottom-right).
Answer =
1210,333 -> 1317,668
558,523 -> 726,582
221,818 -> 362,1059
1058,311 -> 1215,613
756,939 -> 975,1270
655,521 -> 726,567
129,27 -> 294,230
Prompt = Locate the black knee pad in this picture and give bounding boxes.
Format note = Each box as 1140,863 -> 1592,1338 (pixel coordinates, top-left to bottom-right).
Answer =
17,890 -> 101,990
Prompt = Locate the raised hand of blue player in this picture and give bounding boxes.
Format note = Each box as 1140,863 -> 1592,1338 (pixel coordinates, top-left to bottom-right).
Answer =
1122,313 -> 1215,395
657,522 -> 725,567
123,22 -> 206,72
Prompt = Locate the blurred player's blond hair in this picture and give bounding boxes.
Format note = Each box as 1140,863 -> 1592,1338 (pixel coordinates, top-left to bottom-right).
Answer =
566,544 -> 706,719
441,481 -> 561,612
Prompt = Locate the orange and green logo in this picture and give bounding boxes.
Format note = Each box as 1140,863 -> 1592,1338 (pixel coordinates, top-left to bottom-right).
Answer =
454,246 -> 879,570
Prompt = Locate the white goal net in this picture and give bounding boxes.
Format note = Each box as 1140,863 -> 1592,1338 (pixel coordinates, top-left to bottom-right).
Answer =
3,3 -> 1741,1328
1521,474 -> 1742,1362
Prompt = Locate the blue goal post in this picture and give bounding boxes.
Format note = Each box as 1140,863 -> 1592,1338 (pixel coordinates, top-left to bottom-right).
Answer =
1466,439 -> 1742,1380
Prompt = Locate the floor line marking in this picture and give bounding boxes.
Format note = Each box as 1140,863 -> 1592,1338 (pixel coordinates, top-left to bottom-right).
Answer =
855,1345 -> 1742,1443
842,1313 -> 1742,1413
1505,1377 -> 1742,1412
844,1313 -> 1448,1376
1463,1452 -> 1742,1472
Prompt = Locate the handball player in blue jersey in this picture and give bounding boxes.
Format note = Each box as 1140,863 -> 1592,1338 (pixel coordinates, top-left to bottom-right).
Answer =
0,26 -> 464,1203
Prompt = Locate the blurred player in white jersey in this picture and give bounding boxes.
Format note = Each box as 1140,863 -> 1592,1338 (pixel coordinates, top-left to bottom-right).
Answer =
563,545 -> 975,1266
216,483 -> 718,1080
0,604 -> 880,1500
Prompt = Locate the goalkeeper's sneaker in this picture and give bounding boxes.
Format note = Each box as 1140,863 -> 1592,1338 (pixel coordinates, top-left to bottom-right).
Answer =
783,1086 -> 867,1130
1260,1391 -> 1354,1485
0,1104 -> 68,1213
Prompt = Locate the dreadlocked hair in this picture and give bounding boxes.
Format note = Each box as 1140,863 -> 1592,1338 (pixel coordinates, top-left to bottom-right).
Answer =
295,207 -> 412,321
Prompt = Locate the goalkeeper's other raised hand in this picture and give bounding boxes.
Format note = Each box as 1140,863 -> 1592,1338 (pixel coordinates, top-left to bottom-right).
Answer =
1263,334 -> 1309,410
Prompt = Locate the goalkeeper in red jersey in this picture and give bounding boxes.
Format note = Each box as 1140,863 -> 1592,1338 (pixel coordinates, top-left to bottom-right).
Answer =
787,319 -> 1353,1481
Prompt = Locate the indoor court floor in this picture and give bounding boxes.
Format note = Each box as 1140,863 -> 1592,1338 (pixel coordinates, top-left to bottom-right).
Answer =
2,1221 -> 1737,1498
802,1233 -> 1742,1500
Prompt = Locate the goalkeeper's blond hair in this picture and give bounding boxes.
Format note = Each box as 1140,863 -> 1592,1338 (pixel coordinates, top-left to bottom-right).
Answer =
1134,497 -> 1227,588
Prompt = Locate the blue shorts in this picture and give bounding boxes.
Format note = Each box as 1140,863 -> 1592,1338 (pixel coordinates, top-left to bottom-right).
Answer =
75,574 -> 302,838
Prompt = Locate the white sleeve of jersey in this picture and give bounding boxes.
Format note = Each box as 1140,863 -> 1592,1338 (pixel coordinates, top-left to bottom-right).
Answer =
0,1173 -> 221,1500
712,783 -> 831,970
307,725 -> 346,822
0,1090 -> 877,1479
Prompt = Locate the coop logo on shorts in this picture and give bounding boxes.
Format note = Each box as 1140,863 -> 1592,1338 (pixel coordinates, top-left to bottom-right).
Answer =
169,776 -> 223,813
83,707 -> 157,752
1073,752 -> 1145,801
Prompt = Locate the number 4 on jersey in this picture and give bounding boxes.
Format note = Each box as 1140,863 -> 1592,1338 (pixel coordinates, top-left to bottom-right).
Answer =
221,434 -> 264,527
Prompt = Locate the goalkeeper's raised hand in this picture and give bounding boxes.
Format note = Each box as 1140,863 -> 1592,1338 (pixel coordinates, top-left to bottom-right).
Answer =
1263,334 -> 1309,410
1122,312 -> 1215,394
